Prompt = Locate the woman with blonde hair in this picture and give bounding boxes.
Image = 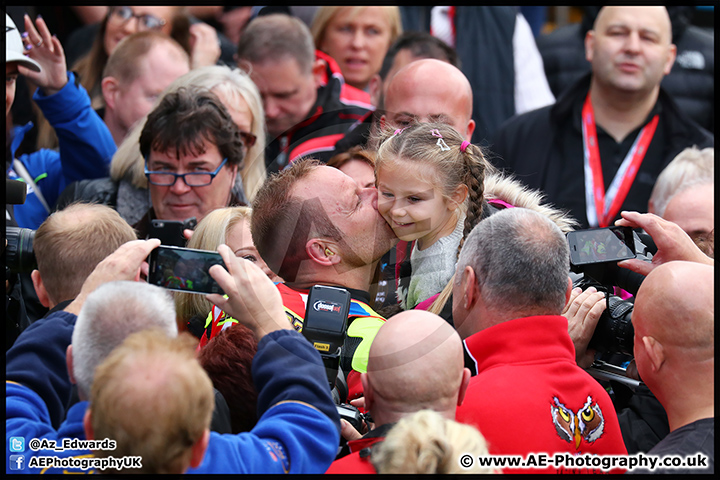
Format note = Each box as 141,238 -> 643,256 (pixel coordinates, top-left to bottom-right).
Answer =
311,6 -> 402,92
57,65 -> 267,226
174,206 -> 282,336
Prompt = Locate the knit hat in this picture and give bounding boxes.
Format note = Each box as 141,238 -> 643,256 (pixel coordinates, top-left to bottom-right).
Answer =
6,13 -> 42,72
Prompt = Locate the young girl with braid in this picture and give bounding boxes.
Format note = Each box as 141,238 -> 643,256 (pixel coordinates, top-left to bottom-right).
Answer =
374,122 -> 491,310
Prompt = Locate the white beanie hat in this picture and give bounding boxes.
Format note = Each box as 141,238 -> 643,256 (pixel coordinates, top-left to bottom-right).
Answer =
6,13 -> 42,72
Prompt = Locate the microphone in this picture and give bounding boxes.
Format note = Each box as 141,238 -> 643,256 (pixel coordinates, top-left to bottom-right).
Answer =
6,179 -> 27,205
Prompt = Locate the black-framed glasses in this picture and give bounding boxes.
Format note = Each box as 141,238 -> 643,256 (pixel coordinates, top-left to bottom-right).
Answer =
109,6 -> 166,31
239,131 -> 257,148
145,158 -> 228,187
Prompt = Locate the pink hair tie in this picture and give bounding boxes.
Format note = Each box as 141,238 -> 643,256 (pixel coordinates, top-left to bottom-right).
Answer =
460,141 -> 470,152
393,128 -> 405,136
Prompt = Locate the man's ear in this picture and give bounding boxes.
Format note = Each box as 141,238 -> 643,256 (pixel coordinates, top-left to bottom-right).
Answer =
100,76 -> 120,111
642,336 -> 666,373
31,269 -> 51,308
306,240 -> 340,267
369,74 -> 382,107
461,266 -> 478,310
457,367 -> 472,406
83,409 -> 94,440
189,429 -> 210,468
360,373 -> 373,411
379,114 -> 387,131
663,44 -> 677,75
565,276 -> 573,306
66,344 -> 77,386
584,30 -> 596,63
465,119 -> 476,142
312,58 -> 326,89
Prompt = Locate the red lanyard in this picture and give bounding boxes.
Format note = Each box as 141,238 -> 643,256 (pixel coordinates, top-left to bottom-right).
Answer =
581,93 -> 659,227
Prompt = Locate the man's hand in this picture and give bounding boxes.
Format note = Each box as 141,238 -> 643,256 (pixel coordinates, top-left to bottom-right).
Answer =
20,14 -> 68,96
207,244 -> 292,341
563,286 -> 606,369
615,211 -> 713,276
64,239 -> 161,315
188,22 -> 221,69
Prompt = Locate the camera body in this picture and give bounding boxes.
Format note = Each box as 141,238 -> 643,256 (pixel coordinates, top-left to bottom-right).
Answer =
336,403 -> 370,432
568,229 -> 654,356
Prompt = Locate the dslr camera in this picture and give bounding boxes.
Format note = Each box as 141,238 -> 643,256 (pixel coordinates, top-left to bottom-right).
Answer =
566,226 -> 654,386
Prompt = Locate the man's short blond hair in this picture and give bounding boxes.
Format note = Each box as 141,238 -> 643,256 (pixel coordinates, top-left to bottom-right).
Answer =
34,202 -> 137,304
90,330 -> 214,474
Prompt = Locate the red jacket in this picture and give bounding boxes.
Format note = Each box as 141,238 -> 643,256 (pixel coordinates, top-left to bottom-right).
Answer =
264,50 -> 373,173
456,315 -> 628,474
325,423 -> 394,474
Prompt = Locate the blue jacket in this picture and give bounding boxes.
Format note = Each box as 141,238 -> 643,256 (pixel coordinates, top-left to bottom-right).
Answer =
7,72 -> 116,229
6,309 -> 340,474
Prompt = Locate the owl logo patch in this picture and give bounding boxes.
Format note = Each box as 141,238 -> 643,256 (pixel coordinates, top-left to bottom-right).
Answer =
551,395 -> 605,450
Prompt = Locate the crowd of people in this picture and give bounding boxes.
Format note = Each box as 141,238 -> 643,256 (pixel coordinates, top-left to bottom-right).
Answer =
5,6 -> 714,475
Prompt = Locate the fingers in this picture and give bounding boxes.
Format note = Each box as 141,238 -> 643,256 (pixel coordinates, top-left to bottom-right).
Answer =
65,239 -> 160,315
575,289 -> 605,324
23,14 -> 51,50
617,258 -> 654,277
349,397 -> 365,410
122,238 -> 162,267
563,287 -> 583,315
340,420 -> 363,442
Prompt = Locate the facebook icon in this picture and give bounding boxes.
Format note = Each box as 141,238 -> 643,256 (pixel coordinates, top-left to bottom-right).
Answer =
9,455 -> 25,471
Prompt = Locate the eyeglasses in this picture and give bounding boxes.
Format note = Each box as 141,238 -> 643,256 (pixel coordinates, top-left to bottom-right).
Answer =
239,131 -> 257,148
145,158 -> 228,187
109,6 -> 166,31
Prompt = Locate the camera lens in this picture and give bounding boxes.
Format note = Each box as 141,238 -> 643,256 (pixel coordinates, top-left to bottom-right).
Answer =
5,226 -> 37,273
589,295 -> 634,356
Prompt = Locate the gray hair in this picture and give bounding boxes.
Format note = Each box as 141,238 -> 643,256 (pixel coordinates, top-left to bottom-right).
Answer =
456,208 -> 569,316
649,146 -> 714,217
71,281 -> 178,398
236,14 -> 316,75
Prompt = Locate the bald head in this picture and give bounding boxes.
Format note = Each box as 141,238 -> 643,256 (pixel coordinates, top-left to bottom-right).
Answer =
632,261 -> 714,430
594,6 -> 672,42
366,310 -> 465,410
634,261 -> 714,354
382,58 -> 475,141
586,7 -> 676,97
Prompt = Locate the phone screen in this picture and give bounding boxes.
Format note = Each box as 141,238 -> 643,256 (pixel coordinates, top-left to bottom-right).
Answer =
147,245 -> 224,295
567,226 -> 636,266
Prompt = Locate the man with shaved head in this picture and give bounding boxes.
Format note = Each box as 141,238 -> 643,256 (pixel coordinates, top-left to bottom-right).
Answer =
326,309 -> 471,473
492,6 -> 713,229
631,261 -> 714,474
381,58 -> 475,141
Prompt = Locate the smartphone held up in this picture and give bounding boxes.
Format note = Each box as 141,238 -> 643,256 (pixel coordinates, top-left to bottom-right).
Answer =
147,245 -> 225,295
566,226 -> 636,267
